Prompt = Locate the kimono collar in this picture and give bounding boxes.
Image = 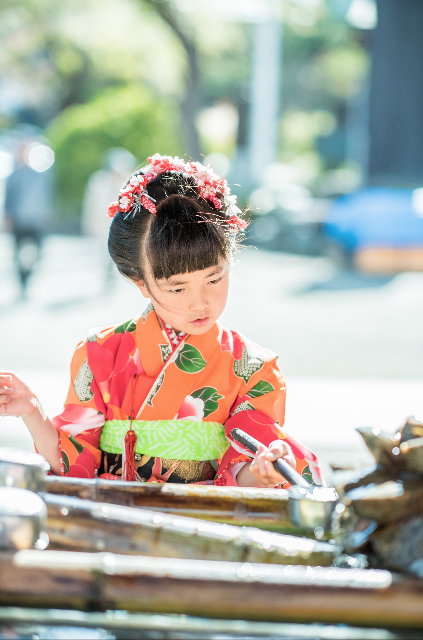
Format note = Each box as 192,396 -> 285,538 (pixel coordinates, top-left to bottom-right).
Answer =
135,303 -> 220,379
162,321 -> 186,349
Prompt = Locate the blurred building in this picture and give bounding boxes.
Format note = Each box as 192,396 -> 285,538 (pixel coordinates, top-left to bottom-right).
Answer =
369,0 -> 423,187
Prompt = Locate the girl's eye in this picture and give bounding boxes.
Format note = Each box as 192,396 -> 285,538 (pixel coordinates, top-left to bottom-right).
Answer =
170,288 -> 184,294
209,277 -> 222,285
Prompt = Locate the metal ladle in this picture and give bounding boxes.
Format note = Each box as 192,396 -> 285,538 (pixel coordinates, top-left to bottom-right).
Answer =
0,487 -> 47,550
0,448 -> 49,551
0,447 -> 47,493
230,428 -> 338,531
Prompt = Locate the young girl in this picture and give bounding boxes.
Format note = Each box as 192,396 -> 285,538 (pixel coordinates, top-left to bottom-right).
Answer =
0,154 -> 323,488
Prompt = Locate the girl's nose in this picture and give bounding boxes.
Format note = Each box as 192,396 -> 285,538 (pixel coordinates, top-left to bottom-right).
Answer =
189,290 -> 208,312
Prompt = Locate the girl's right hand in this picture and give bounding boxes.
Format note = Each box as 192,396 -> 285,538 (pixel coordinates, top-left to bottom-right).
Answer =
0,371 -> 39,418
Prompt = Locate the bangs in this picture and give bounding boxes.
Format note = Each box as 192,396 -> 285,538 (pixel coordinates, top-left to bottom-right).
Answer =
146,214 -> 228,281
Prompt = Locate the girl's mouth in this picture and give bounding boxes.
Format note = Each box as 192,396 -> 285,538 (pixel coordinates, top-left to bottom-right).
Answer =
190,316 -> 211,327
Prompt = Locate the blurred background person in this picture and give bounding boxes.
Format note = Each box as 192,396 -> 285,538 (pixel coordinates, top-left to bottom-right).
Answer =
81,147 -> 136,290
4,138 -> 54,297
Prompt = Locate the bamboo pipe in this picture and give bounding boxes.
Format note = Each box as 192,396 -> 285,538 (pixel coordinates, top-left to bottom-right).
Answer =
4,549 -> 423,629
44,476 -> 295,533
0,606 -> 396,639
44,493 -> 334,566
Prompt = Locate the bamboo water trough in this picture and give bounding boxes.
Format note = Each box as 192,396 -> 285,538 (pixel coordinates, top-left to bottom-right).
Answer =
0,607 -> 402,639
2,549 -> 423,629
44,476 -> 296,533
44,493 -> 334,566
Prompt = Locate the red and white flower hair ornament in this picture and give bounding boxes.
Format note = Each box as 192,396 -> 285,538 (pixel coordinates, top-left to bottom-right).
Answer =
107,153 -> 245,234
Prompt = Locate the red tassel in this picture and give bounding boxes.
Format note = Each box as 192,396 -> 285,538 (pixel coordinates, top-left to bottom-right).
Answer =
123,374 -> 139,482
123,429 -> 137,481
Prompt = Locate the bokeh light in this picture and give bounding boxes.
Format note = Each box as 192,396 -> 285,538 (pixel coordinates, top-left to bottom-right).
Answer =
26,144 -> 55,173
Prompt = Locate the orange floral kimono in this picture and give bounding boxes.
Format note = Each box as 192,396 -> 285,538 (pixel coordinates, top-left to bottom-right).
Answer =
52,303 -> 323,486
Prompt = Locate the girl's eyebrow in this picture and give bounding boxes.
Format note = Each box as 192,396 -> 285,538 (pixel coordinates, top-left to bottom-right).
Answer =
204,266 -> 224,279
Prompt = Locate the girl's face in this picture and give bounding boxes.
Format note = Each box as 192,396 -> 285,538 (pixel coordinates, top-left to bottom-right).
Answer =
136,261 -> 229,335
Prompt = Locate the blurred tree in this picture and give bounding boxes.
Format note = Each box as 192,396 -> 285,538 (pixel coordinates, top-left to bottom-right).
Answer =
47,84 -> 182,224
0,0 -> 189,121
142,0 -> 202,160
0,1 -> 94,126
0,0 -> 371,219
0,0 -> 188,224
276,2 -> 369,195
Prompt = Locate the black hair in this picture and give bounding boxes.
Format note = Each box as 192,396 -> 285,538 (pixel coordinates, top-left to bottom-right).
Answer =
108,170 -> 244,283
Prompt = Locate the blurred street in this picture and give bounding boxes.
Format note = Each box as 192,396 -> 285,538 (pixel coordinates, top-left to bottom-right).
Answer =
1,232 -> 422,480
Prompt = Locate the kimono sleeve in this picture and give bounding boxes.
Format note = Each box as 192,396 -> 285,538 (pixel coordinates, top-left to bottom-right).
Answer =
235,358 -> 286,425
215,358 -> 324,487
51,338 -> 105,478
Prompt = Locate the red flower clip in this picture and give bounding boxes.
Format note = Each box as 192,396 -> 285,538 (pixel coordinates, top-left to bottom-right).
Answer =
141,195 -> 157,215
208,195 -> 222,210
227,215 -> 247,232
107,201 -> 120,219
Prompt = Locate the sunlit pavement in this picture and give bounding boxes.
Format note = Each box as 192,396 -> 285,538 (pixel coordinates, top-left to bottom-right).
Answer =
1,233 -> 423,480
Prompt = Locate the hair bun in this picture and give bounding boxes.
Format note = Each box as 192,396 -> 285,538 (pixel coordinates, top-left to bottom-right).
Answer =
155,193 -> 205,222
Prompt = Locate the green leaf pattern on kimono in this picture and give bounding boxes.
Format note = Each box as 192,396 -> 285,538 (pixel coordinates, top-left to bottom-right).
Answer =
62,450 -> 70,474
146,371 -> 165,407
68,435 -> 84,454
191,386 -> 224,418
246,380 -> 274,398
232,400 -> 255,415
160,344 -> 172,364
114,318 -> 137,334
301,465 -> 313,483
175,344 -> 207,374
74,358 -> 94,402
233,345 -> 265,384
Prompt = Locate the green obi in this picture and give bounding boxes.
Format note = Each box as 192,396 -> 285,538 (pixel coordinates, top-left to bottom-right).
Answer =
100,419 -> 230,461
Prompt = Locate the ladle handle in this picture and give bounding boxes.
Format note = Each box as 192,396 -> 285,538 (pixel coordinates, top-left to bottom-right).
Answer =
230,428 -> 311,488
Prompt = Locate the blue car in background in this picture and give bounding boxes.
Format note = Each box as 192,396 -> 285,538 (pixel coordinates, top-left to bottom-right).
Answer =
249,187 -> 423,272
324,188 -> 423,272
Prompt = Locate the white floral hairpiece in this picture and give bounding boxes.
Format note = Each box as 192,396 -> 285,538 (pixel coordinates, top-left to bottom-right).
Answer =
107,153 -> 246,234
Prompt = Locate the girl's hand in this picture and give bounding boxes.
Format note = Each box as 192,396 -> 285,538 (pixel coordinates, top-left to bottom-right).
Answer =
0,370 -> 61,475
0,370 -> 61,474
0,371 -> 39,418
248,440 -> 296,488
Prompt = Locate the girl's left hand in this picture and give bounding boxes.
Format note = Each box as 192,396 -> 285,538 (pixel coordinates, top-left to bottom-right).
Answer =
249,440 -> 296,488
